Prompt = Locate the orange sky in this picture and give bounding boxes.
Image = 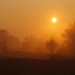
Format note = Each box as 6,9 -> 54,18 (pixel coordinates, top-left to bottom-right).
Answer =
0,0 -> 75,41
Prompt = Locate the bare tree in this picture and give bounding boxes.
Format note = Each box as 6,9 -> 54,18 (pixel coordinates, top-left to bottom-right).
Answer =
46,37 -> 58,58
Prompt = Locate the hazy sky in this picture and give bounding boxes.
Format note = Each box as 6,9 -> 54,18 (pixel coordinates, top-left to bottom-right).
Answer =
0,0 -> 75,41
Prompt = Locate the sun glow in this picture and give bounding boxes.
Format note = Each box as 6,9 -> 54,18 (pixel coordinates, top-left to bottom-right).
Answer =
52,18 -> 56,22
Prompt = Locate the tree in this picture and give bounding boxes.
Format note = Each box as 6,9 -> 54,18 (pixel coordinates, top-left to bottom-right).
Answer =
7,35 -> 22,51
56,43 -> 66,58
0,29 -> 21,53
0,29 -> 9,53
22,35 -> 38,52
62,22 -> 75,57
46,37 -> 58,58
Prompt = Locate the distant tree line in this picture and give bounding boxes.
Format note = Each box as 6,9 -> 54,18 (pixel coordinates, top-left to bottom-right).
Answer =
0,22 -> 75,59
0,29 -> 21,53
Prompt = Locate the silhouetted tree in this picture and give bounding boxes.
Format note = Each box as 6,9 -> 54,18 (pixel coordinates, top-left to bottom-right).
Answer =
56,43 -> 67,59
36,38 -> 47,53
0,29 -> 9,53
62,22 -> 75,57
46,37 -> 58,58
0,29 -> 21,53
7,35 -> 22,51
22,36 -> 30,51
22,35 -> 37,52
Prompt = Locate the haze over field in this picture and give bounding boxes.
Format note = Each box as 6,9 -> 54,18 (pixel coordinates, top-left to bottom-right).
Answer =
0,1 -> 75,75
0,0 -> 75,59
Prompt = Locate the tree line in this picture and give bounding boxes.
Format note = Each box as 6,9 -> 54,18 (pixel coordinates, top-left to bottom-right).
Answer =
0,22 -> 75,59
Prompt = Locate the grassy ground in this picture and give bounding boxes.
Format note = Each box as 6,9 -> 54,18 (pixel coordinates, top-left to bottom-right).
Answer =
0,58 -> 75,75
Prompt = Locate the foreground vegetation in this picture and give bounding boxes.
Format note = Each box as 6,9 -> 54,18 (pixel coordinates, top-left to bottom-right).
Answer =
0,58 -> 75,75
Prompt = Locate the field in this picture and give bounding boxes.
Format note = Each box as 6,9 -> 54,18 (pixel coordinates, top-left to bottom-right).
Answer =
0,58 -> 75,75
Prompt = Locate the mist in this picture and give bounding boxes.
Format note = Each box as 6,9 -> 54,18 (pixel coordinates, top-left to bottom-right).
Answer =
0,25 -> 74,60
0,0 -> 75,41
1,1 -> 75,75
0,0 -> 75,60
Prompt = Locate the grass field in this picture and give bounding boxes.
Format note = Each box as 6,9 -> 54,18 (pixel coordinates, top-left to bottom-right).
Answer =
0,58 -> 75,75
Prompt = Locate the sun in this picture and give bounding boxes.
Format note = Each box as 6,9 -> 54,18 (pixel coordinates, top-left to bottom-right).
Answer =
52,18 -> 56,22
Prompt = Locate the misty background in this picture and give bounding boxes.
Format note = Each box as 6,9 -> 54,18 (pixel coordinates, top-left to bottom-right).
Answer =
0,0 -> 75,59
0,0 -> 75,41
